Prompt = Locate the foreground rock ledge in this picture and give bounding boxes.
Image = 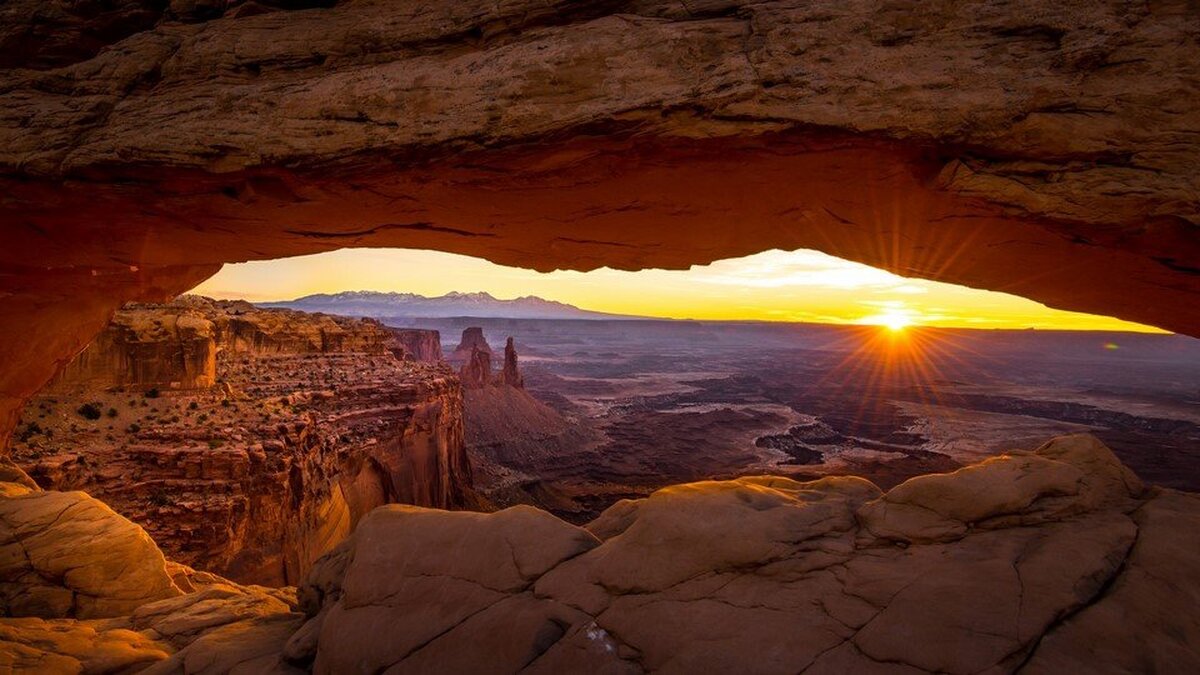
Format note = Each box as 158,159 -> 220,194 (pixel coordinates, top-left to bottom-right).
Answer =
0,434 -> 1197,673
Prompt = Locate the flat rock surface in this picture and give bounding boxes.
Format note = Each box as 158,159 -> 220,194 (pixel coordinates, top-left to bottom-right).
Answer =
0,433 -> 1196,673
287,434 -> 1199,674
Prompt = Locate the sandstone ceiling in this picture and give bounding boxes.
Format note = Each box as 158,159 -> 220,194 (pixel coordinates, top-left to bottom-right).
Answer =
0,0 -> 1198,447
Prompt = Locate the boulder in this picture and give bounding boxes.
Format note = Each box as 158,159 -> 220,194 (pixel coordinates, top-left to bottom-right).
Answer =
288,434 -> 1198,674
294,504 -> 599,672
857,433 -> 1145,543
0,484 -> 182,619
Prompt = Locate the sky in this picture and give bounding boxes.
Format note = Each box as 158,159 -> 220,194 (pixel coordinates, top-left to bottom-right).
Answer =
192,247 -> 1165,333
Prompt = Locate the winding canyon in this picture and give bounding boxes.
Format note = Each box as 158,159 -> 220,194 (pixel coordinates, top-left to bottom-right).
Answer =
0,0 -> 1199,672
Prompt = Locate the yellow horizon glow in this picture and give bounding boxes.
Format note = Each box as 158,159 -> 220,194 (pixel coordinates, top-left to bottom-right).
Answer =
866,308 -> 914,332
192,248 -> 1168,334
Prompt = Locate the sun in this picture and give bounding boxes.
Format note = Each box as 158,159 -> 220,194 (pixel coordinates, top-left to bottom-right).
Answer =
863,308 -> 915,332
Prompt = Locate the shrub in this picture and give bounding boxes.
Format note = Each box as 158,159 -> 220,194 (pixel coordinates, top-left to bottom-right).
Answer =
106,408 -> 118,418
17,422 -> 42,442
207,439 -> 224,449
76,403 -> 102,420
197,413 -> 208,423
188,401 -> 199,410
144,388 -> 160,399
127,423 -> 141,433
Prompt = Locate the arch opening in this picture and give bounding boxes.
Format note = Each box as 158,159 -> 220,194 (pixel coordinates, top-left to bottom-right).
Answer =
3,129 -> 1198,452
10,244 -> 1199,587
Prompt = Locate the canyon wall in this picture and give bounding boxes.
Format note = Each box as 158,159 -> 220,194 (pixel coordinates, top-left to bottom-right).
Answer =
391,328 -> 443,363
52,297 -> 394,390
14,298 -> 474,585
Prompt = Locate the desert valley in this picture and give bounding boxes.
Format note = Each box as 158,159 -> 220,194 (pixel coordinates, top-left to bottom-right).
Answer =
4,293 -> 1199,672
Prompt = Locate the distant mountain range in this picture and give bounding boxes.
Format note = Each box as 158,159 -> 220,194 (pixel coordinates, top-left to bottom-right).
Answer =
260,291 -> 635,320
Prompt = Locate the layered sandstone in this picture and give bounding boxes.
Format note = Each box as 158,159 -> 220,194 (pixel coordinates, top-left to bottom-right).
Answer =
459,348 -> 493,390
52,296 -> 395,391
1,433 -> 1197,672
0,468 -> 305,671
453,327 -> 526,391
12,299 -> 474,586
501,337 -> 524,389
450,327 -> 494,363
287,434 -> 1199,673
1,1 -> 1199,450
390,329 -> 443,363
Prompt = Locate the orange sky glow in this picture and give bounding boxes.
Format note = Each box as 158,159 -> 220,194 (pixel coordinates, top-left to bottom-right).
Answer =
193,247 -> 1166,333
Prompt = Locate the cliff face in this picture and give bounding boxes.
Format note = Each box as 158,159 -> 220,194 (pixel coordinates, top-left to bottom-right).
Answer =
53,297 -> 394,390
450,327 -> 494,363
500,337 -> 524,389
459,348 -> 493,390
13,299 -> 474,586
390,328 -> 443,363
55,309 -> 219,390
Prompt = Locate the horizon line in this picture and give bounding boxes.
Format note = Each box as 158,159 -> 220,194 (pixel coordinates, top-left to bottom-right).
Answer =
189,291 -> 1175,337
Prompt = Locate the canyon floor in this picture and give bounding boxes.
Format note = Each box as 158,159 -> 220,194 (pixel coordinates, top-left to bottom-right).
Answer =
405,317 -> 1200,522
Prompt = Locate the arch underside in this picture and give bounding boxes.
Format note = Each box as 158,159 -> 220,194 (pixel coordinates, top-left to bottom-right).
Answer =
1,0 -> 1198,447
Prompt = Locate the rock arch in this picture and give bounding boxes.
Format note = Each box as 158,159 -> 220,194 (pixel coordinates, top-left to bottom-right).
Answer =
1,0 -> 1198,447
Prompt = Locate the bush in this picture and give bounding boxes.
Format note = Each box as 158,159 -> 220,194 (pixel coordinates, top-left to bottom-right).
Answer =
17,422 -> 42,443
188,401 -> 199,410
144,388 -> 160,399
76,403 -> 102,420
106,408 -> 118,418
207,439 -> 224,449
127,423 -> 141,434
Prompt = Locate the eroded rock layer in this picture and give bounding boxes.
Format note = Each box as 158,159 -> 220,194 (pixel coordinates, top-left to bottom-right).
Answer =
52,296 -> 396,391
288,434 -> 1200,674
11,299 -> 474,586
0,465 -> 305,672
390,329 -> 443,364
1,0 -> 1199,452
0,433 -> 1196,672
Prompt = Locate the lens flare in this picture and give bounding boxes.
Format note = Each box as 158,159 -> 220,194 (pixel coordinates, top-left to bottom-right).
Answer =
863,309 -> 914,332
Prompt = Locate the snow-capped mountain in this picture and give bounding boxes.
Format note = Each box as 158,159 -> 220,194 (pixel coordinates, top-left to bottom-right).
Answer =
259,291 -> 634,320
